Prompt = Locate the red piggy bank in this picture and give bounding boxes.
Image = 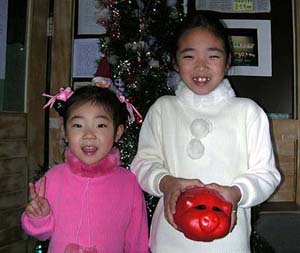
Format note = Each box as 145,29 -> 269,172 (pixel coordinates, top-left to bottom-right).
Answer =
174,187 -> 232,242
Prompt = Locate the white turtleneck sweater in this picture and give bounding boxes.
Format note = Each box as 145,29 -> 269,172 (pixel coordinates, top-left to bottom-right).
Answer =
131,79 -> 281,253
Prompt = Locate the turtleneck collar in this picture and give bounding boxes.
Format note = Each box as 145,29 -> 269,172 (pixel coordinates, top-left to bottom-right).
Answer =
175,78 -> 236,107
66,147 -> 120,178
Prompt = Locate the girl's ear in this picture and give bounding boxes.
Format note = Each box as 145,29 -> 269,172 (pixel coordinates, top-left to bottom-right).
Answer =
61,125 -> 68,143
173,58 -> 179,72
225,54 -> 232,71
114,124 -> 124,142
173,64 -> 179,72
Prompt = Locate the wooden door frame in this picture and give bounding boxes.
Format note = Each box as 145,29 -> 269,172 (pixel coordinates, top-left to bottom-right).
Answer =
293,0 -> 300,205
48,0 -> 74,165
26,0 -> 74,175
26,0 -> 50,180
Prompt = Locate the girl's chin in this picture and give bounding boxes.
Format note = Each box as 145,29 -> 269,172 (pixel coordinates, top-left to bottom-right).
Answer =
82,151 -> 97,156
193,88 -> 211,95
80,158 -> 99,165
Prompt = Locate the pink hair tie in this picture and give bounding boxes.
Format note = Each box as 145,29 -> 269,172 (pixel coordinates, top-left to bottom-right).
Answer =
116,93 -> 143,124
42,87 -> 74,109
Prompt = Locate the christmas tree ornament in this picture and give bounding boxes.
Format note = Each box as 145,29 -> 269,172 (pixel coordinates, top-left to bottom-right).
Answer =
93,56 -> 113,88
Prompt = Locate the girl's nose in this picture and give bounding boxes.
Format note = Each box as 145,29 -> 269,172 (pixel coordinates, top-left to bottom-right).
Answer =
196,59 -> 207,71
83,129 -> 96,139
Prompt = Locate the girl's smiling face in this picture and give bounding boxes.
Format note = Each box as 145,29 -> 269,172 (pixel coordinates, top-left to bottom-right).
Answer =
63,102 -> 123,165
175,27 -> 229,95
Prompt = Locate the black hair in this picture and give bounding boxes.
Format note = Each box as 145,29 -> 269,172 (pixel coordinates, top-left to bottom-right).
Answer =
172,12 -> 233,66
54,85 -> 127,133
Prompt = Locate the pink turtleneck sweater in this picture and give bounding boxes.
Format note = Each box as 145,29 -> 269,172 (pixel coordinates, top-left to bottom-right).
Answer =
22,148 -> 149,253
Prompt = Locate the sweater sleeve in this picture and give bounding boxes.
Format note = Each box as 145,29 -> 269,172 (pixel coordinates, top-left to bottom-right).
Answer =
21,211 -> 54,241
124,181 -> 149,253
21,176 -> 55,241
131,101 -> 170,197
232,107 -> 281,208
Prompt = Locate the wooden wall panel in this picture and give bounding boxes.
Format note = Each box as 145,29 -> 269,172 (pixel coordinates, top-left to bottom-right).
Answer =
0,240 -> 27,253
0,140 -> 27,159
0,208 -> 24,230
0,174 -> 26,192
0,191 -> 27,210
268,119 -> 299,205
0,113 -> 26,139
0,158 -> 27,175
0,227 -> 26,248
0,113 -> 28,251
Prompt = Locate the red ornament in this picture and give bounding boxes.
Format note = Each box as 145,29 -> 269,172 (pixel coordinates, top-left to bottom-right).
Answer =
95,56 -> 111,78
174,187 -> 232,242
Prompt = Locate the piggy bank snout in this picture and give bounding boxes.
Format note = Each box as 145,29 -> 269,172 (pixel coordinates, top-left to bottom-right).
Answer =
198,208 -> 220,232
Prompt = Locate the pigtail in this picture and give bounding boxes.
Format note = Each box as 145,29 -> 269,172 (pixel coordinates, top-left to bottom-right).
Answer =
42,87 -> 74,117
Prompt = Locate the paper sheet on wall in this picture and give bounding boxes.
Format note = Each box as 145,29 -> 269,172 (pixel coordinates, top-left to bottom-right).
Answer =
195,0 -> 271,13
78,0 -> 107,35
72,38 -> 102,78
0,0 -> 8,79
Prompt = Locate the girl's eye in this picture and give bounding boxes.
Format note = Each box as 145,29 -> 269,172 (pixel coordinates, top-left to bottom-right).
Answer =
183,55 -> 193,59
72,123 -> 82,128
97,124 -> 107,128
209,55 -> 221,59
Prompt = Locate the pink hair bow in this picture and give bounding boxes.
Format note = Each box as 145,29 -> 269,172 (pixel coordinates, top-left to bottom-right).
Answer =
42,87 -> 74,109
116,93 -> 143,124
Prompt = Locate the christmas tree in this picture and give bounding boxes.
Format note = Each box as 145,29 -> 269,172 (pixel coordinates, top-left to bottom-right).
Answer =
95,0 -> 184,221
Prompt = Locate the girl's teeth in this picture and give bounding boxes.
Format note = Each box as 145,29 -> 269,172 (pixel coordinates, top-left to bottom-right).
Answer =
83,146 -> 97,151
193,77 -> 210,82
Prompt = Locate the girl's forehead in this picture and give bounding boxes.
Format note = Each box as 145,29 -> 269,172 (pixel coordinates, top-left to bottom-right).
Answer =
68,101 -> 110,116
180,27 -> 220,41
71,100 -> 103,109
178,28 -> 224,49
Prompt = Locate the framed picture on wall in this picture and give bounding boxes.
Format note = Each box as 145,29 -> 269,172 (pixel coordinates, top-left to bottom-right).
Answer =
229,28 -> 258,67
223,19 -> 272,77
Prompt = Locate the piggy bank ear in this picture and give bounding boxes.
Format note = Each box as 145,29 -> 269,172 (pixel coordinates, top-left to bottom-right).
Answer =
175,196 -> 195,213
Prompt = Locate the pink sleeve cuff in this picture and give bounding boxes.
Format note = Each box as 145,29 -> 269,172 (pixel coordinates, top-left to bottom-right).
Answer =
21,211 -> 54,241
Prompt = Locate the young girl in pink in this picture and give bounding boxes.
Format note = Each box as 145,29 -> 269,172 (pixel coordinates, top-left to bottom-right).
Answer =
22,85 -> 149,253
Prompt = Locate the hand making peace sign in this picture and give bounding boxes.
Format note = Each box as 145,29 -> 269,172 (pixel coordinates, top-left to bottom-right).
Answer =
25,176 -> 51,218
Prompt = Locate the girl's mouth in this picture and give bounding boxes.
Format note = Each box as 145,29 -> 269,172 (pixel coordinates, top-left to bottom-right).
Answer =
192,77 -> 210,82
82,146 -> 98,155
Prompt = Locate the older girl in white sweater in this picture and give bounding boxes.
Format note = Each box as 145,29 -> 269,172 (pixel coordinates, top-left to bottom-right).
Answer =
131,13 -> 281,253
